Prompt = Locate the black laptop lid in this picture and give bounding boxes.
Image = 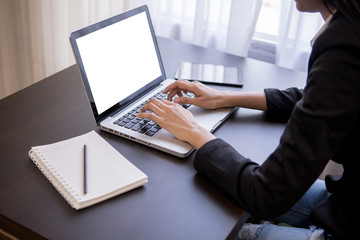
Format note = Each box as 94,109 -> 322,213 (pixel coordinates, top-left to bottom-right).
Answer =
70,5 -> 166,124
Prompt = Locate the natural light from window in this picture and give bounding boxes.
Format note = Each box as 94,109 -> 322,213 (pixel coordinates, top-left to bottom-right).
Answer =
255,0 -> 281,41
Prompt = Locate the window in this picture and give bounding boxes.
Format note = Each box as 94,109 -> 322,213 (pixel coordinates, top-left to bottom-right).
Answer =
254,0 -> 281,43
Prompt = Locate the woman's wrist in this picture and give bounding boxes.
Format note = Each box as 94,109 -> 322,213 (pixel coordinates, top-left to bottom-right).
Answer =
218,91 -> 267,111
188,126 -> 216,150
218,91 -> 237,108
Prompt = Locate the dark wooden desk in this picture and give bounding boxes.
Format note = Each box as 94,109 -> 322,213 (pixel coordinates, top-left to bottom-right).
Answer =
0,37 -> 306,240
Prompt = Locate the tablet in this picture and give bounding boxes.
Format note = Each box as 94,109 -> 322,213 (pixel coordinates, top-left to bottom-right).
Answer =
175,61 -> 243,87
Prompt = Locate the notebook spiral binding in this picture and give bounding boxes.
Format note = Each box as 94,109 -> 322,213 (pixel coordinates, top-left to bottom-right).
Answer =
29,149 -> 81,208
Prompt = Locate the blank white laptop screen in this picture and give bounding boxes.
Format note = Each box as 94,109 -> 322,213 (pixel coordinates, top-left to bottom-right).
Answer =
75,12 -> 162,115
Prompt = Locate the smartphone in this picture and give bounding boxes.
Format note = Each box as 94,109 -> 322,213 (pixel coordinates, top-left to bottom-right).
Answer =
175,61 -> 243,87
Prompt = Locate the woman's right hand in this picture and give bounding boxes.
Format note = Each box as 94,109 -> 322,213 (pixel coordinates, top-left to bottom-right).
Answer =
163,79 -> 227,109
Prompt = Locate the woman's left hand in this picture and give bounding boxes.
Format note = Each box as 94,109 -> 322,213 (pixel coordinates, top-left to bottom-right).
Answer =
136,98 -> 215,150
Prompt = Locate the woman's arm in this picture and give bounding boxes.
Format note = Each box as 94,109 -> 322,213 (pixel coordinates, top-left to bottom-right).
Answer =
163,79 -> 268,111
136,80 -> 268,149
219,91 -> 267,111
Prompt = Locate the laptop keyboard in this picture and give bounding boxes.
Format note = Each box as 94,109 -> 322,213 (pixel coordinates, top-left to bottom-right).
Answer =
112,90 -> 194,137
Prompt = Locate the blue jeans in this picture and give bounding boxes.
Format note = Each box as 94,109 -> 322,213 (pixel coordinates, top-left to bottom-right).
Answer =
237,180 -> 328,240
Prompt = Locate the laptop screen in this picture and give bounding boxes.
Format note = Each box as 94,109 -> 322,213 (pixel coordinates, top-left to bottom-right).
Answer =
71,7 -> 163,118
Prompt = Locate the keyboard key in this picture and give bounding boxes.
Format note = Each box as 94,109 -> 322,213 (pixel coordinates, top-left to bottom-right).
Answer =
139,125 -> 151,133
117,121 -> 126,127
150,127 -> 160,133
145,130 -> 156,136
131,124 -> 142,131
147,121 -> 156,126
124,122 -> 135,129
122,118 -> 130,124
139,119 -> 149,125
131,118 -> 141,124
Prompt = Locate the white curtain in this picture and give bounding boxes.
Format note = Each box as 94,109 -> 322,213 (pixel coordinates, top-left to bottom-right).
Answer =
150,0 -> 262,56
276,0 -> 324,72
0,0 -> 142,99
0,0 -> 262,100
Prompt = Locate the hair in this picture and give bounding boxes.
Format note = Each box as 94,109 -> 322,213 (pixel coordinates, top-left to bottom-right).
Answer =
323,0 -> 360,23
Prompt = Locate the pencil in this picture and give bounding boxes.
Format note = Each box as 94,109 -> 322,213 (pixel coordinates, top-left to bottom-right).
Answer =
83,144 -> 87,194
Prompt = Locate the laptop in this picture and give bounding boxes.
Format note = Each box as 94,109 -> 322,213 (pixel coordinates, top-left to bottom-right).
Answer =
70,5 -> 237,158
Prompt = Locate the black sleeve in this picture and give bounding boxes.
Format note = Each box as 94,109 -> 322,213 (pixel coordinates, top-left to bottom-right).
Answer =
193,138 -> 256,204
264,88 -> 303,122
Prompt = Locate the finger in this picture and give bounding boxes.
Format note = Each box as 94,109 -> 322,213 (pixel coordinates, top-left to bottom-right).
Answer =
141,99 -> 168,116
167,89 -> 183,101
173,96 -> 196,105
159,99 -> 174,105
159,100 -> 184,111
155,99 -> 180,113
163,79 -> 194,95
141,99 -> 158,111
136,111 -> 161,123
162,80 -> 183,94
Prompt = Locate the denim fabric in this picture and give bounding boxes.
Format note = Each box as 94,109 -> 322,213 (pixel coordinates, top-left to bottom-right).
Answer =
238,222 -> 325,240
273,180 -> 328,228
237,180 -> 328,240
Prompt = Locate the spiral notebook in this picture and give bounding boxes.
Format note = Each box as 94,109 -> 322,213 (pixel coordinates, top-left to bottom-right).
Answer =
29,131 -> 148,210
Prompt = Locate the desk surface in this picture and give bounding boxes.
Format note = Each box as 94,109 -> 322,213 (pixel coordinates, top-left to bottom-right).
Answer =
0,37 -> 306,240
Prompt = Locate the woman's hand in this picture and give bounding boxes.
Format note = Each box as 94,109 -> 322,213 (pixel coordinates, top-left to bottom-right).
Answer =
163,79 -> 228,109
163,79 -> 268,111
136,98 -> 215,150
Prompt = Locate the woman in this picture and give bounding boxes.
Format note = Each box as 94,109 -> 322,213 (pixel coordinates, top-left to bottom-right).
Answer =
137,0 -> 360,239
